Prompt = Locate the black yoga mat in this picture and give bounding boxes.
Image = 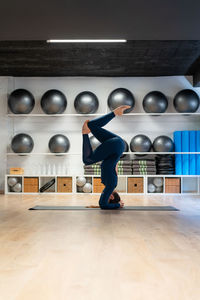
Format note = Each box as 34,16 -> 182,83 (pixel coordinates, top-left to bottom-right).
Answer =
29,205 -> 179,211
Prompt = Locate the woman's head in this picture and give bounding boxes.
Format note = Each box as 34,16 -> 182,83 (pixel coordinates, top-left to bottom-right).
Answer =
109,190 -> 121,203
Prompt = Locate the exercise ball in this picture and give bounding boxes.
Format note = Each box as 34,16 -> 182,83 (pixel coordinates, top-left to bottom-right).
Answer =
8,89 -> 35,114
83,182 -> 92,193
74,91 -> 99,114
90,136 -> 101,150
8,177 -> 18,187
143,91 -> 168,113
41,89 -> 67,114
107,88 -> 135,113
153,177 -> 163,187
48,134 -> 70,153
130,135 -> 152,152
121,139 -> 129,158
76,176 -> 87,187
148,183 -> 156,193
173,89 -> 200,113
153,136 -> 174,152
155,186 -> 163,193
12,183 -> 22,192
11,133 -> 34,153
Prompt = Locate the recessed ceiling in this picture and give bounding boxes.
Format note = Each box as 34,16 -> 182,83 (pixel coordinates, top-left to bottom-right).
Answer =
0,41 -> 200,78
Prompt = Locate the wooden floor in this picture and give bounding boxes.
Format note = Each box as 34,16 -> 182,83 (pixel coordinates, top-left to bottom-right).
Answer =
0,193 -> 200,300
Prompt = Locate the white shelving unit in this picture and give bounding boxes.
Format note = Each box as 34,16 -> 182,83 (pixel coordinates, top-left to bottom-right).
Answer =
5,174 -> 200,195
5,77 -> 200,196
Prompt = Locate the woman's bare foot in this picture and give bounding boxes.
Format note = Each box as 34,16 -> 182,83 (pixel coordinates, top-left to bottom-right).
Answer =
82,120 -> 91,134
113,105 -> 132,116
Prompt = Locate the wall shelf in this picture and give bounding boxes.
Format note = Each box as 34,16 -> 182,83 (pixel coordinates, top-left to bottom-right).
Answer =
7,112 -> 200,117
6,152 -> 200,156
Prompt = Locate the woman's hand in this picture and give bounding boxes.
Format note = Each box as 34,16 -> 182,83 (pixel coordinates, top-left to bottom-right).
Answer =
82,120 -> 91,134
113,105 -> 131,116
119,200 -> 125,208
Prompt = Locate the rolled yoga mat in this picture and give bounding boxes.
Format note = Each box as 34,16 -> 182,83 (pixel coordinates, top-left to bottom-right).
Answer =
29,205 -> 179,211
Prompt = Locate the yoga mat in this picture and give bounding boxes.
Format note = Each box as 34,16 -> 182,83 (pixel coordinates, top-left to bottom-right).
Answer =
182,131 -> 189,175
196,131 -> 200,175
189,131 -> 196,175
29,205 -> 179,211
174,131 -> 182,175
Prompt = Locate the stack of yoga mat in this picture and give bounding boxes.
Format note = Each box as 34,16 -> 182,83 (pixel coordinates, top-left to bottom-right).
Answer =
156,155 -> 175,175
117,160 -> 132,175
84,162 -> 101,175
132,158 -> 156,175
173,130 -> 200,175
83,160 -> 133,175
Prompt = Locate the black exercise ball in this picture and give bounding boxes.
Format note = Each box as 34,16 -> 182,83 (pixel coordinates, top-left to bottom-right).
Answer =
121,139 -> 129,158
90,136 -> 101,150
8,89 -> 35,114
107,88 -> 135,113
41,89 -> 67,114
74,91 -> 99,114
11,133 -> 34,153
153,135 -> 174,152
173,89 -> 200,113
130,135 -> 152,152
49,134 -> 70,153
143,91 -> 168,113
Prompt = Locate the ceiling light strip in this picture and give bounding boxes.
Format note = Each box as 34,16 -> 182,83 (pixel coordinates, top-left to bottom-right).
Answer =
47,39 -> 127,43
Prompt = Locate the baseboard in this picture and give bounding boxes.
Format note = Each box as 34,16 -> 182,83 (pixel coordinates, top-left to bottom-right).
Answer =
0,190 -> 4,194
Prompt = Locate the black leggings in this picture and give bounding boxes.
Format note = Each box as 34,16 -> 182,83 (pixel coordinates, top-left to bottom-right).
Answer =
82,111 -> 125,209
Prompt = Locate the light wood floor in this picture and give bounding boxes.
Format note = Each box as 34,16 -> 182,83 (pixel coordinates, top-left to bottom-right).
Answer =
0,193 -> 200,300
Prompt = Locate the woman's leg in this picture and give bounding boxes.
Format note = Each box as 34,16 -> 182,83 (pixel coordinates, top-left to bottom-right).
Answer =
83,134 -> 124,165
88,111 -> 119,143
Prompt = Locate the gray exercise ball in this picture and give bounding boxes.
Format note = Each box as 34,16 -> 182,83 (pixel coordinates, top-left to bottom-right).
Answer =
83,182 -> 92,193
8,89 -> 35,114
11,133 -> 34,153
130,135 -> 152,152
173,89 -> 200,113
153,135 -> 174,152
74,91 -> 99,114
107,88 -> 135,113
8,177 -> 18,187
121,139 -> 129,158
41,89 -> 67,114
155,186 -> 163,193
49,134 -> 70,153
90,136 -> 101,150
12,183 -> 22,192
143,91 -> 168,113
148,183 -> 156,193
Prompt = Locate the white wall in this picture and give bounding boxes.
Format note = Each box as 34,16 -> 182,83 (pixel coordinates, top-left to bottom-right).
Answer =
1,75 -> 199,191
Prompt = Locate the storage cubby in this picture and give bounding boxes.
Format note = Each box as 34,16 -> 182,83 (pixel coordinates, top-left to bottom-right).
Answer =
165,177 -> 181,194
115,177 -> 127,193
147,177 -> 164,193
76,176 -> 92,193
24,177 -> 39,193
39,176 -> 56,193
127,177 -> 144,193
181,177 -> 198,194
57,177 -> 72,193
7,176 -> 22,193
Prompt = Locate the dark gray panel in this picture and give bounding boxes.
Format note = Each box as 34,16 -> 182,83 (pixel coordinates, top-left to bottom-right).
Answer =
1,0 -> 200,39
0,40 -> 200,76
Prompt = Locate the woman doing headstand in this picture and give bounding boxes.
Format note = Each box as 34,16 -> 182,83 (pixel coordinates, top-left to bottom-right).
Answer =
82,105 -> 130,209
